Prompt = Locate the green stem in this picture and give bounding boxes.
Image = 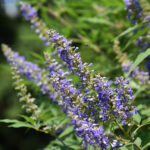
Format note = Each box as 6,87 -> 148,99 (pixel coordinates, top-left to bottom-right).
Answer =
34,127 -> 72,150
133,123 -> 150,136
115,120 -> 132,140
115,120 -> 143,150
134,143 -> 143,150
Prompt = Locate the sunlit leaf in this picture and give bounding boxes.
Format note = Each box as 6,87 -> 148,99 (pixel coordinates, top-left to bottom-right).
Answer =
59,126 -> 74,138
123,26 -> 150,51
126,48 -> 150,77
134,137 -> 142,146
0,119 -> 33,128
133,113 -> 141,124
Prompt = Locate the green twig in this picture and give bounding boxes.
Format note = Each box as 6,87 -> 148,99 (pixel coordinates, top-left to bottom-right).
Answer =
115,120 -> 143,150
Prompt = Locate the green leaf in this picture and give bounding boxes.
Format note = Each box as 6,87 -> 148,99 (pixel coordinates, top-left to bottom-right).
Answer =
51,139 -> 63,146
142,117 -> 150,125
76,136 -> 83,143
132,144 -> 134,150
126,48 -> 150,77
136,104 -> 145,111
80,17 -> 112,25
141,108 -> 150,116
0,119 -> 33,128
87,145 -> 95,150
64,136 -> 81,149
134,137 -> 142,146
120,146 -> 129,150
133,113 -> 141,124
58,126 -> 74,138
8,122 -> 33,128
114,24 -> 139,40
0,119 -> 19,124
142,142 -> 150,150
133,86 -> 148,98
123,26 -> 150,51
99,7 -> 123,17
30,51 -> 44,61
44,145 -> 61,150
129,80 -> 140,89
19,115 -> 35,125
114,22 -> 146,40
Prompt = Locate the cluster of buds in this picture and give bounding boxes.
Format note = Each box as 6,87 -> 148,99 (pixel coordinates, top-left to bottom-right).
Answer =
2,44 -> 40,120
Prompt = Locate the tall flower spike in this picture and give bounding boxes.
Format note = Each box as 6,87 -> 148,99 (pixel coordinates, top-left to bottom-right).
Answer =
12,69 -> 40,120
140,0 -> 150,71
9,58 -> 40,120
1,44 -> 60,102
45,33 -> 136,124
20,2 -> 50,46
124,0 -> 143,24
44,51 -> 122,149
20,3 -> 92,92
47,29 -> 137,124
48,29 -> 94,91
124,0 -> 150,49
124,0 -> 150,71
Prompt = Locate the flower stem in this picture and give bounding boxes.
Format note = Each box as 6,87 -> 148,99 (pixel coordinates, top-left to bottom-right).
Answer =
115,120 -> 143,150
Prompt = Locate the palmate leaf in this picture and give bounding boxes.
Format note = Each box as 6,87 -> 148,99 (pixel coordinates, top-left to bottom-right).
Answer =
126,48 -> 150,77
